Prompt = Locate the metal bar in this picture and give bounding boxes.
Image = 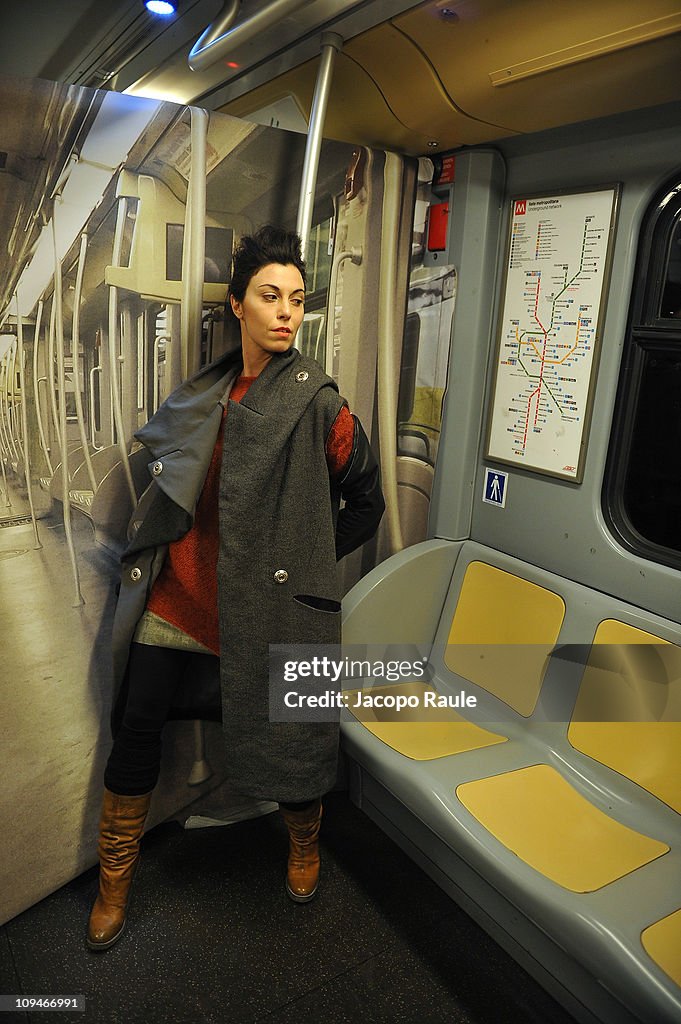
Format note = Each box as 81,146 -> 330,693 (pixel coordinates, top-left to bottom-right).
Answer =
8,339 -> 23,466
14,292 -> 41,549
47,296 -> 60,447
52,209 -> 84,606
324,246 -> 361,375
0,347 -> 15,467
108,197 -> 137,507
296,32 -> 343,258
181,108 -> 208,379
152,334 -> 172,414
188,0 -> 311,73
72,233 -> 98,492
32,300 -> 54,477
0,352 -> 12,506
89,366 -> 104,451
376,152 -> 404,554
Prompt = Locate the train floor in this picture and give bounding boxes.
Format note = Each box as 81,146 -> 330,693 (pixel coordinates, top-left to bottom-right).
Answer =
0,791 -> 579,1024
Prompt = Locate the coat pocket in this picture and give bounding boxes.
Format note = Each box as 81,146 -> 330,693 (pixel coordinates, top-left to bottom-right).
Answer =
293,594 -> 342,614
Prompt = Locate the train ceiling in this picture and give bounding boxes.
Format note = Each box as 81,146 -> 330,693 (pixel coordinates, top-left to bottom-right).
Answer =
1,1 -> 680,156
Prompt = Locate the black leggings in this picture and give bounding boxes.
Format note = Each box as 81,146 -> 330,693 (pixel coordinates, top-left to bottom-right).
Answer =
104,642 -> 316,812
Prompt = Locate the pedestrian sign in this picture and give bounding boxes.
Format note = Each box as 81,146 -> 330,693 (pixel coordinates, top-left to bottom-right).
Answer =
482,468 -> 508,508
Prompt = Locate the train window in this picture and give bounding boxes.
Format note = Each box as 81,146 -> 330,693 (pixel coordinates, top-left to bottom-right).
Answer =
166,225 -> 233,284
604,176 -> 681,568
120,199 -> 139,269
659,216 -> 681,319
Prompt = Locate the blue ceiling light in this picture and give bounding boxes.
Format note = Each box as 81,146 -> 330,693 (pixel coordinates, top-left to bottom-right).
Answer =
145,0 -> 176,15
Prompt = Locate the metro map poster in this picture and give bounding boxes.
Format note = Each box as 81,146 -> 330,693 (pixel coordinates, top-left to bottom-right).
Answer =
486,186 -> 619,481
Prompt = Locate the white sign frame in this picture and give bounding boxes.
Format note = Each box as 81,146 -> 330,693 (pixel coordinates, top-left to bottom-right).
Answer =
485,185 -> 620,482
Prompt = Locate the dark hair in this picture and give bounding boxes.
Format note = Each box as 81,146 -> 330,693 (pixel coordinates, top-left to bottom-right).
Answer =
228,225 -> 306,303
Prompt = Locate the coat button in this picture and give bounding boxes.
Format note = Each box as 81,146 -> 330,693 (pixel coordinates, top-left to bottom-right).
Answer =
152,461 -> 163,476
274,569 -> 288,583
130,567 -> 142,582
295,370 -> 309,382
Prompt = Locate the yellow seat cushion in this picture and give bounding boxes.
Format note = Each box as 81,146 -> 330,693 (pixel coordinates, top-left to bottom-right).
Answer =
456,764 -> 669,892
569,620 -> 681,813
641,908 -> 681,986
444,562 -> 565,716
346,681 -> 507,760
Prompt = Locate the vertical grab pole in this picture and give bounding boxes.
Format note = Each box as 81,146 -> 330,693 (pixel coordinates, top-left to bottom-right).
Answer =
72,233 -> 97,492
14,292 -> 42,549
8,340 -> 23,465
376,153 -> 405,554
32,300 -> 54,477
108,198 -> 137,508
1,341 -> 20,467
296,33 -> 343,258
0,350 -> 10,507
52,209 -> 85,606
181,107 -> 208,380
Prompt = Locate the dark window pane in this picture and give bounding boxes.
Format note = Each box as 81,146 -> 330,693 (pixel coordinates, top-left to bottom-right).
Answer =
660,217 -> 681,320
623,349 -> 681,551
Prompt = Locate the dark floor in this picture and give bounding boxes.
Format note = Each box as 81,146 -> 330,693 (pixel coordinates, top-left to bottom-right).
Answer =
0,792 -> 578,1024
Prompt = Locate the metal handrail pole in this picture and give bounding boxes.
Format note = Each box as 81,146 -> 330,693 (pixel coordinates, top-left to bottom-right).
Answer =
0,351 -> 13,466
0,354 -> 11,505
47,295 -> 60,446
181,108 -> 208,379
88,366 -> 104,451
15,292 -> 41,548
376,152 -> 404,554
324,246 -> 361,376
296,33 -> 343,258
32,300 -> 54,476
152,333 -> 172,414
72,232 -> 97,492
188,0 -> 311,73
52,208 -> 84,606
1,342 -> 19,466
108,197 -> 137,507
8,339 -> 23,465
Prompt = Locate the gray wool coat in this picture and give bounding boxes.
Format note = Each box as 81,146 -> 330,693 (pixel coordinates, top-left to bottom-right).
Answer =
111,346 -> 363,803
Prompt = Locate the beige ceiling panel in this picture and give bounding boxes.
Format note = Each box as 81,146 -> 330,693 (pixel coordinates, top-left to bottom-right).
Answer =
345,23 -> 515,146
395,0 -> 681,132
220,54 -> 433,153
219,44 -> 513,154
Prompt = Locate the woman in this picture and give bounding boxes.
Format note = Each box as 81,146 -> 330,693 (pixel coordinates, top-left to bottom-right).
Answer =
87,225 -> 384,950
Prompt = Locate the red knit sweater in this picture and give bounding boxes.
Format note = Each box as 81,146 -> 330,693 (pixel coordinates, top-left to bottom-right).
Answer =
146,374 -> 354,653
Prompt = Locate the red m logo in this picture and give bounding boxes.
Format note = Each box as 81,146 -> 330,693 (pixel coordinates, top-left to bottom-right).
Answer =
515,200 -> 527,216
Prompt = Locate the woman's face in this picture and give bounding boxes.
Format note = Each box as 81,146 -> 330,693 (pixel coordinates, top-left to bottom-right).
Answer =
230,262 -> 305,371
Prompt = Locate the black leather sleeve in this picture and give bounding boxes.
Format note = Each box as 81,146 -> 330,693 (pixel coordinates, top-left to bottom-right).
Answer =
335,415 -> 385,561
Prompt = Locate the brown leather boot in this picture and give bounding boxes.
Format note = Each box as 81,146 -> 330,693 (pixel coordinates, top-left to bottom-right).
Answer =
280,800 -> 322,902
87,788 -> 152,951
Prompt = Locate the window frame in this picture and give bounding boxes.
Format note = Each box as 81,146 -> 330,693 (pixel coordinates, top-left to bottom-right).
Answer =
603,174 -> 681,570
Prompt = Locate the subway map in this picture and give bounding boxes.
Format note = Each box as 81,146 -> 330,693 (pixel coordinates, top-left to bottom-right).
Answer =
487,188 -> 617,480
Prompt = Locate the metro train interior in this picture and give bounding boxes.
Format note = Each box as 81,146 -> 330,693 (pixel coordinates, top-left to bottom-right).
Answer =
0,1 -> 680,1022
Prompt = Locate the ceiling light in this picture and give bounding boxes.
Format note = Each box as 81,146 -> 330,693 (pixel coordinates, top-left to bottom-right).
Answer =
145,0 -> 176,15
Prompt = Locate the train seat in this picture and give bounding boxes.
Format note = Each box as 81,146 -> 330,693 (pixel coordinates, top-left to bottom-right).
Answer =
456,763 -> 669,891
341,539 -> 681,1024
567,619 -> 681,814
346,680 -> 507,759
641,908 -> 681,987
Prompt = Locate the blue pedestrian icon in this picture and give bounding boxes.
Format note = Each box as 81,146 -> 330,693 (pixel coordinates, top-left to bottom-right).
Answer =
483,468 -> 508,508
